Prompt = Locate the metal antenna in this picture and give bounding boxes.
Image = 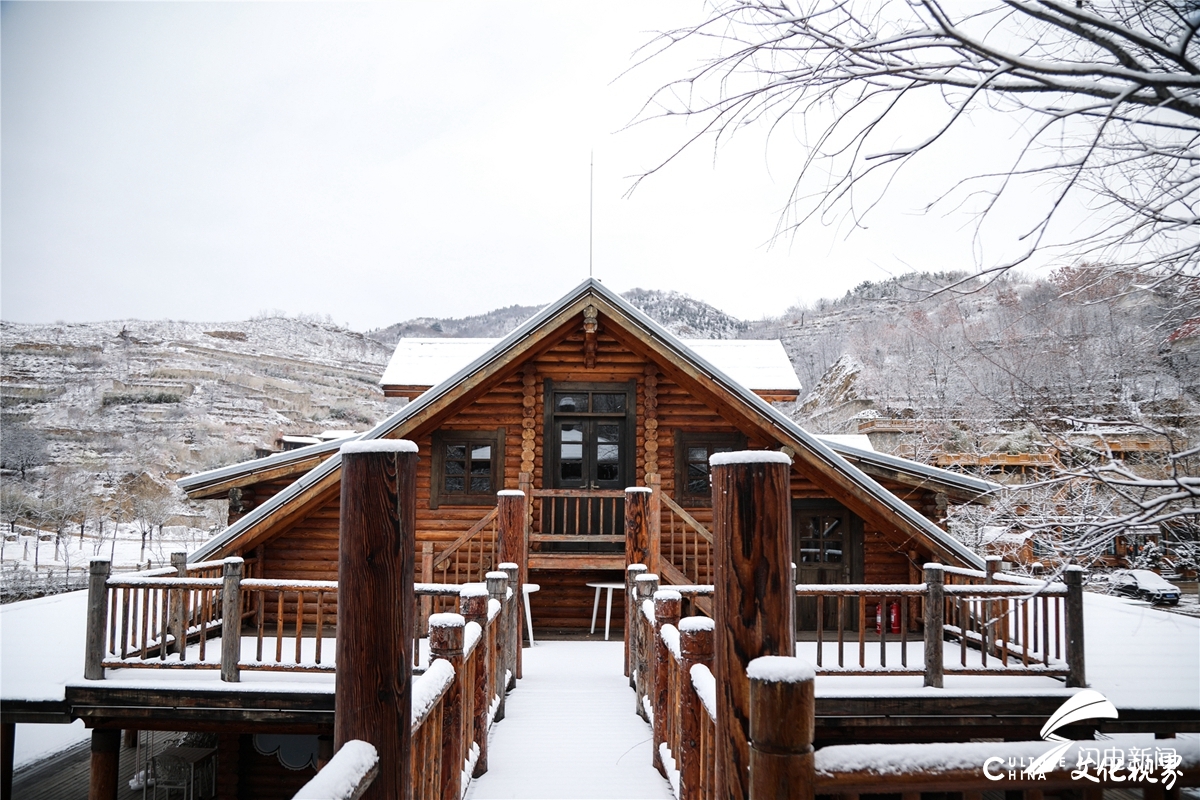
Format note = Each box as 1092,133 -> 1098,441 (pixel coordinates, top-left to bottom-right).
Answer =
589,150 -> 594,279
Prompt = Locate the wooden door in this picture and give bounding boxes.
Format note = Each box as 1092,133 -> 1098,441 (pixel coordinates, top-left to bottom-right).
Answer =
793,502 -> 863,631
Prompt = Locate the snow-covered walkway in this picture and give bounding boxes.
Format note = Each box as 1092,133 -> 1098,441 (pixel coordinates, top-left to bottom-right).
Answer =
466,640 -> 673,800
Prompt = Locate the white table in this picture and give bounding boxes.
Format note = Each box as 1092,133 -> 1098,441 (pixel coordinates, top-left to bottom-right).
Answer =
587,581 -> 625,641
523,583 -> 540,645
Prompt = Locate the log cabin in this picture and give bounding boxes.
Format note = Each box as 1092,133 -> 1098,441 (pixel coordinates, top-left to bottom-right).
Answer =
7,280 -> 1197,800
179,278 -> 996,633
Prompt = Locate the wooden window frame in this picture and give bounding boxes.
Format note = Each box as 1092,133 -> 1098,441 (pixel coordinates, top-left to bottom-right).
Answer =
543,380 -> 636,490
429,428 -> 505,509
673,431 -> 747,507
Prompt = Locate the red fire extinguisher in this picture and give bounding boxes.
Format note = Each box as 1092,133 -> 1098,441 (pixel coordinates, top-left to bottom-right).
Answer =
875,601 -> 901,634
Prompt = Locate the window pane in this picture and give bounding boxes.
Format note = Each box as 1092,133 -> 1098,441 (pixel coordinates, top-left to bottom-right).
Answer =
821,518 -> 842,539
561,461 -> 582,480
592,393 -> 625,413
825,548 -> 843,563
597,425 -> 619,463
597,445 -> 619,463
555,394 -> 587,412
471,445 -> 491,460
471,476 -> 491,493
686,464 -> 709,495
597,463 -> 619,481
446,445 -> 466,460
471,460 -> 490,476
445,460 -> 465,476
560,423 -> 583,461
688,447 -> 708,463
445,476 -> 465,493
799,542 -> 821,563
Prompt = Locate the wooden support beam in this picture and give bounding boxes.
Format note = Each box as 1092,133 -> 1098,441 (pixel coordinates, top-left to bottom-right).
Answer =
748,657 -> 815,800
625,488 -> 652,569
634,573 -> 659,722
486,571 -> 509,722
498,489 -> 526,679
653,589 -> 682,776
430,614 -> 465,800
923,565 -> 944,689
335,440 -> 417,800
680,617 -> 715,800
221,557 -> 244,683
88,728 -> 120,800
1064,566 -> 1087,688
711,451 -> 794,800
625,563 -> 647,683
460,587 -> 490,779
2,721 -> 13,800
85,559 -> 110,681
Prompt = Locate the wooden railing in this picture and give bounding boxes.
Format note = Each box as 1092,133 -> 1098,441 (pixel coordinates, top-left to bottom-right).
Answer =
638,596 -> 1195,800
430,506 -> 499,586
659,492 -> 713,586
626,563 -> 1084,707
530,488 -> 625,544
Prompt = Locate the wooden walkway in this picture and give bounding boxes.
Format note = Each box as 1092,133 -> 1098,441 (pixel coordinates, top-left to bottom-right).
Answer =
466,640 -> 673,800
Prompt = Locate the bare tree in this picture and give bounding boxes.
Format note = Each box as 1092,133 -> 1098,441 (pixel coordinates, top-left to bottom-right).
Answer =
1,424 -> 48,479
636,1 -> 1200,287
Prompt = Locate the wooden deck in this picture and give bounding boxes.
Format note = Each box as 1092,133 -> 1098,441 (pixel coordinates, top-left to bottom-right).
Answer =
12,732 -> 193,800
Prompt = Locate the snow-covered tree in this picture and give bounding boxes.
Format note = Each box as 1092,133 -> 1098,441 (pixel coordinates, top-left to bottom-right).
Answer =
637,0 -> 1200,286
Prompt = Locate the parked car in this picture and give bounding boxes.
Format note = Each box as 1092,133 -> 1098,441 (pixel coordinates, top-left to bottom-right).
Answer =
1108,569 -> 1182,605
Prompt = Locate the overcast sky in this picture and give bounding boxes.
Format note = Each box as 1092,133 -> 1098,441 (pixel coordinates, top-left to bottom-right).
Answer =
2,2 -> 1071,330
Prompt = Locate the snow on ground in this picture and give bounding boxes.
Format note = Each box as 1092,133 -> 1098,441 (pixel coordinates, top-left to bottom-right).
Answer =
466,640 -> 672,800
1,590 -> 91,768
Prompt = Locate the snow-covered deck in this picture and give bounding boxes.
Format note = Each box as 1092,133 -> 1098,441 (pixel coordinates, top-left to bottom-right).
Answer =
3,588 -> 1198,778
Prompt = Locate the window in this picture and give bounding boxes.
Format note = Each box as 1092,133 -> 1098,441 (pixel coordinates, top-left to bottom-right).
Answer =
430,429 -> 505,508
673,432 -> 746,506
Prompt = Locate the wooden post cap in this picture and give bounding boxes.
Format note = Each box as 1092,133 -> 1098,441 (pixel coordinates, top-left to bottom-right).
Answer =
628,564 -> 648,575
747,656 -> 815,751
89,558 -> 111,576
460,585 -> 489,622
429,613 -> 465,656
486,572 -> 508,599
653,589 -> 682,623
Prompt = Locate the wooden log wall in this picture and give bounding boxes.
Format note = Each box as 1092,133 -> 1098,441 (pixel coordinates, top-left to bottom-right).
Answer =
237,733 -> 316,800
527,568 -> 627,633
244,314 -> 950,629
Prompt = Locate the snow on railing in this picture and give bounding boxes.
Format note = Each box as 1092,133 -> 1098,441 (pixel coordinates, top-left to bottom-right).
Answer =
292,740 -> 378,800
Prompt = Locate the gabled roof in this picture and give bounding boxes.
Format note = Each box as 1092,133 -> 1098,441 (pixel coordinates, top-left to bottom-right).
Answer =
191,279 -> 993,568
381,337 -> 801,401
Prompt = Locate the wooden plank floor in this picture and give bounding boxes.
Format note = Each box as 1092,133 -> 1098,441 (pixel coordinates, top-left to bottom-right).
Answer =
12,732 -> 191,800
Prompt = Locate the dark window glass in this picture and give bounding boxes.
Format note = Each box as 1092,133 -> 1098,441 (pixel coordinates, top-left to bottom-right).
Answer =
592,393 -> 625,413
561,461 -> 582,480
440,437 -> 494,499
555,393 -> 587,412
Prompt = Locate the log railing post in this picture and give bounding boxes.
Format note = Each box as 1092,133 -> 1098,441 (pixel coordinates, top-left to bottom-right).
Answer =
430,613 -> 465,800
710,451 -> 794,800
653,589 -> 681,775
220,557 -> 244,683
647,474 -> 662,575
626,488 -> 652,571
335,440 -> 417,800
420,542 -> 434,632
498,489 -> 526,677
986,555 -> 1001,658
88,728 -> 121,800
460,587 -> 490,779
486,571 -> 509,721
170,551 -> 187,656
1064,565 -> 1087,688
680,618 -> 715,800
499,562 -> 520,686
625,563 -> 648,683
923,564 -> 945,689
747,657 -> 815,800
85,559 -> 111,680
634,573 -> 659,720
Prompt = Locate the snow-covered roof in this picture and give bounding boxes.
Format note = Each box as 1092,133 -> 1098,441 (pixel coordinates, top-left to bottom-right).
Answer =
380,338 -> 499,390
192,279 -> 990,568
380,337 -> 801,394
817,434 -> 875,452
